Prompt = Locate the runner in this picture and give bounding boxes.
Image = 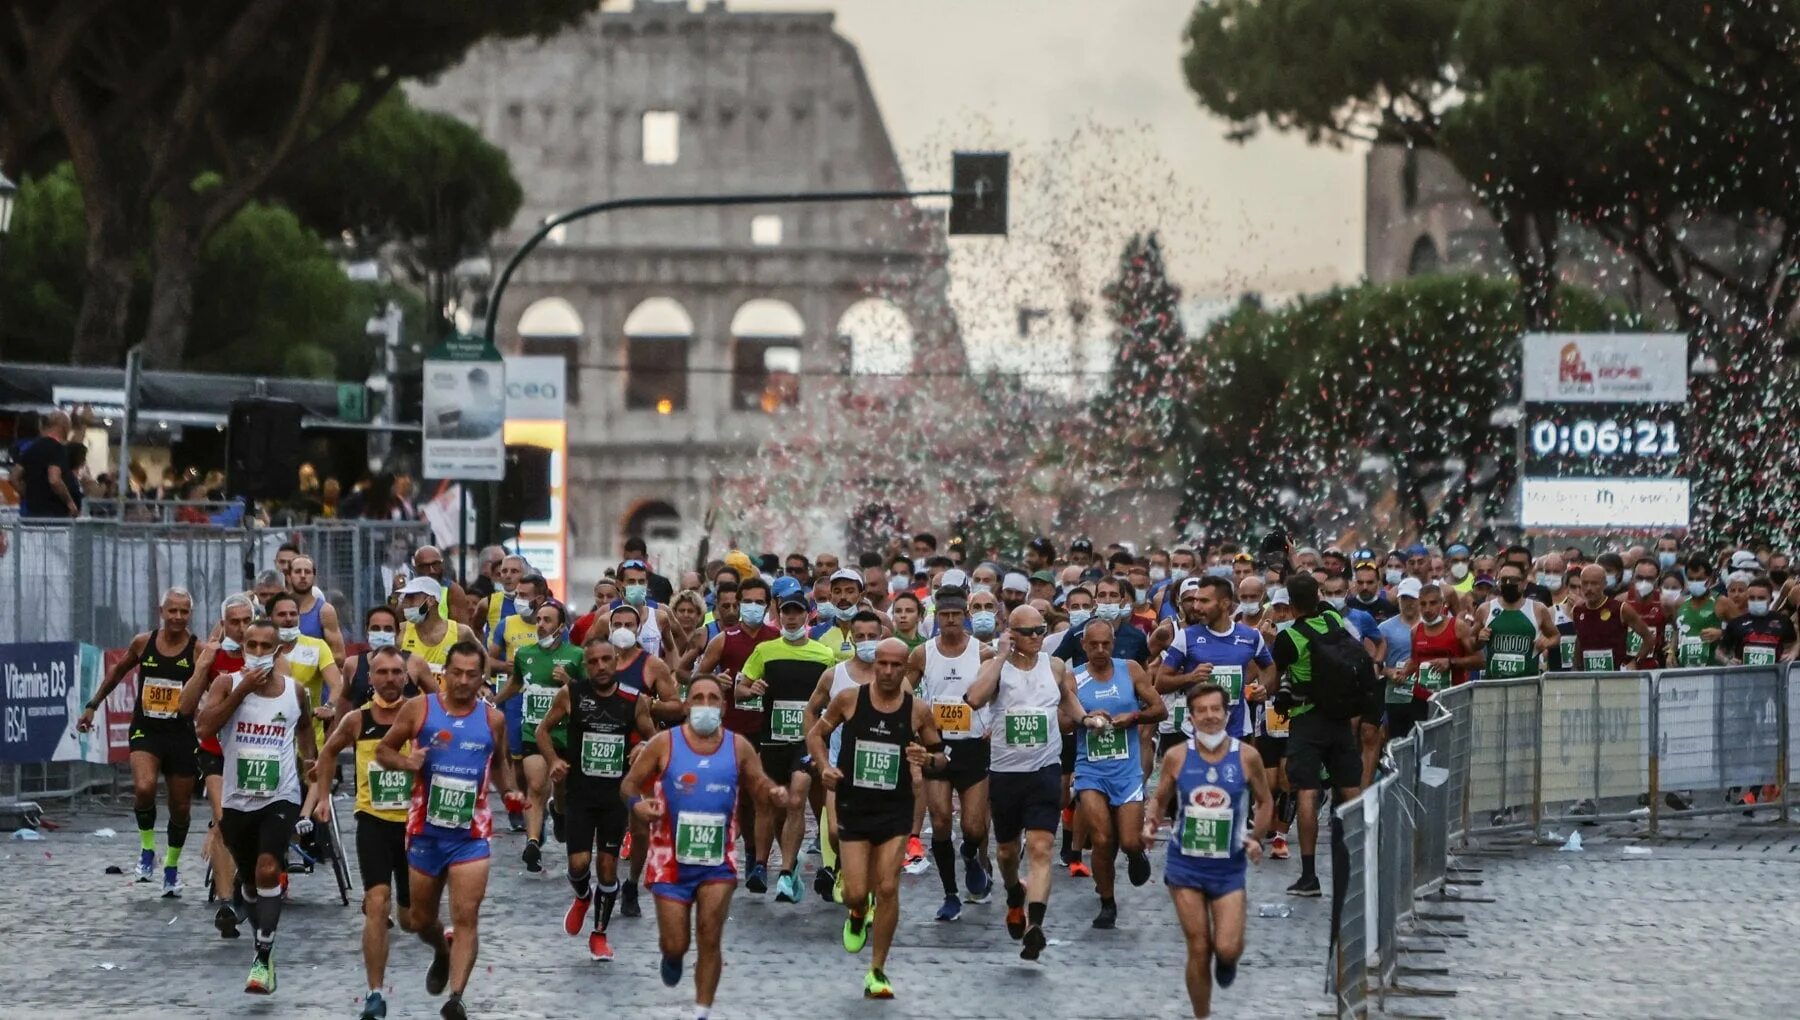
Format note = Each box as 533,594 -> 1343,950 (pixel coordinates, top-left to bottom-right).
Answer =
693,577 -> 779,871
801,609 -> 886,901
595,559 -> 676,665
1571,564 -> 1654,672
1722,576 -> 1798,665
808,637 -> 948,997
1407,582 -> 1481,697
400,578 -> 479,676
908,586 -> 997,920
1254,588 -> 1295,858
285,555 -> 346,662
1145,682 -> 1275,1020
1674,556 -> 1725,667
1070,621 -> 1163,929
1474,563 -> 1558,686
411,545 -> 470,626
811,567 -> 871,662
1623,555 -> 1670,669
734,589 -> 836,903
604,601 -> 682,915
495,598 -> 585,872
80,586 -> 200,893
194,618 -> 323,995
344,605 -> 439,706
537,635 -> 653,963
621,675 -> 792,1020
480,554 -> 531,637
1156,576 -> 1274,753
376,641 -> 525,1020
179,593 -> 256,911
964,604 -> 1086,959
267,592 -> 343,750
486,573 -> 545,833
307,645 -> 416,1019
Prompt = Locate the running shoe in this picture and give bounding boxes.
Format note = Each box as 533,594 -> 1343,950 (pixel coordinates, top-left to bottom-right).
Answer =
804,835 -> 821,856
744,863 -> 768,894
842,907 -> 870,953
1020,924 -> 1047,961
660,954 -> 683,987
136,848 -> 155,882
905,834 -> 926,866
813,864 -> 837,901
523,839 -> 542,873
1092,900 -> 1117,930
1214,957 -> 1238,988
426,940 -> 451,995
1126,851 -> 1151,887
1005,906 -> 1027,940
863,967 -> 895,999
440,993 -> 467,1020
564,893 -> 591,936
1286,874 -> 1321,898
1270,834 -> 1290,860
774,872 -> 801,904
214,904 -> 240,939
935,895 -> 962,922
619,880 -> 641,918
1068,859 -> 1092,879
964,857 -> 993,903
588,932 -> 613,962
245,952 -> 276,994
161,866 -> 182,898
360,990 -> 388,1019
507,810 -> 526,833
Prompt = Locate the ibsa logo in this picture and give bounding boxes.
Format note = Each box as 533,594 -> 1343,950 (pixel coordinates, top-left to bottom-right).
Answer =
1188,786 -> 1229,810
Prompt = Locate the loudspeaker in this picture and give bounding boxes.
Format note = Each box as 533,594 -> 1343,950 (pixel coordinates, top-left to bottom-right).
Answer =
500,444 -> 552,523
227,398 -> 305,500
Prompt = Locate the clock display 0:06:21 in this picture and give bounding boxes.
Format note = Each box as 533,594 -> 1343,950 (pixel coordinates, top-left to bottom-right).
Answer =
1528,418 -> 1678,457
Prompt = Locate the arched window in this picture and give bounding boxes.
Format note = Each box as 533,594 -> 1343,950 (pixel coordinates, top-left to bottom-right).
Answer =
731,299 -> 804,412
837,298 -> 914,375
517,297 -> 584,340
1407,234 -> 1442,277
623,298 -> 693,412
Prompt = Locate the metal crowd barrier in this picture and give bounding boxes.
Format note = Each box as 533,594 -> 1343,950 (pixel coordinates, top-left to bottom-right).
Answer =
2,516 -> 430,648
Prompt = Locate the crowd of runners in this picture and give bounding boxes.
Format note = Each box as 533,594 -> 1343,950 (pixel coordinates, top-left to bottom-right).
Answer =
75,530 -> 1800,1018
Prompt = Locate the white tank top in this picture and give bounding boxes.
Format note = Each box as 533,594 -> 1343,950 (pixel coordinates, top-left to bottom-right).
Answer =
988,651 -> 1062,773
221,672 -> 304,810
826,662 -> 864,767
921,636 -> 988,740
637,606 -> 664,656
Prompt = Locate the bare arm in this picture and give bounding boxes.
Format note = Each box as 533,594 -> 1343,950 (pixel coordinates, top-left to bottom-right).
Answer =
537,687 -> 572,763
306,708 -> 361,818
1120,660 -> 1165,728
801,664 -> 836,736
320,602 -> 346,663
1240,742 -> 1274,862
805,687 -> 854,787
196,668 -> 259,741
1052,658 -> 1085,730
83,632 -> 149,722
1622,602 -> 1654,644
375,699 -> 428,771
487,705 -> 518,796
407,654 -> 439,694
623,731 -> 670,823
1449,621 -> 1485,670
904,642 -> 927,689
1142,745 -> 1184,841
963,655 -> 1005,709
645,659 -> 684,723
178,640 -> 219,718
695,632 -> 727,676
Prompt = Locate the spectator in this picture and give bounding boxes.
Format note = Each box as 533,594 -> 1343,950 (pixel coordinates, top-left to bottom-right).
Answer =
320,476 -> 342,517
66,442 -> 89,515
17,410 -> 80,519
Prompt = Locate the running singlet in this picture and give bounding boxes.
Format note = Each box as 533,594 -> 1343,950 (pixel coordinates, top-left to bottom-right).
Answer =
1074,658 -> 1140,773
486,590 -> 528,637
919,637 -> 988,741
719,623 -> 778,736
355,703 -> 412,824
824,662 -> 863,767
1410,620 -> 1465,692
1723,612 -> 1795,667
1378,616 -> 1416,706
283,634 -> 335,744
609,599 -> 664,656
1571,597 -> 1628,672
988,652 -> 1062,773
835,685 -> 916,816
1674,597 -> 1721,667
810,620 -> 856,663
1624,594 -> 1666,667
296,595 -> 326,642
739,638 -> 836,743
220,673 -> 303,811
1159,622 -> 1271,738
199,646 -> 245,756
566,683 -> 639,796
401,622 -> 459,675
1549,602 -> 1578,672
407,694 -> 496,840
513,640 -> 584,750
1166,738 -> 1250,873
1482,600 -> 1543,679
346,649 -> 420,708
132,630 -> 198,732
645,727 -> 740,881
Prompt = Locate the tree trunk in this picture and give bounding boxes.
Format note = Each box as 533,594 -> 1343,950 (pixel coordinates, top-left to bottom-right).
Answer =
67,197 -> 138,365
139,211 -> 201,369
1497,205 -> 1560,329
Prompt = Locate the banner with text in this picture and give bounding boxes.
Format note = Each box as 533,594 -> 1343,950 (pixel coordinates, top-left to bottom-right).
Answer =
1,642 -> 108,764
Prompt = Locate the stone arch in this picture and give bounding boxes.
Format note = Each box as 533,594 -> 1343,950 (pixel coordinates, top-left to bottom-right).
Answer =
623,297 -> 694,412
517,296 -> 585,340
730,298 -> 805,412
1407,234 -> 1442,277
837,297 -> 914,375
621,499 -> 683,573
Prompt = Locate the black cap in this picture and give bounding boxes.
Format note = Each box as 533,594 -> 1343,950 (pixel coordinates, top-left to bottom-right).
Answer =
1028,536 -> 1056,558
1070,538 -> 1093,553
777,594 -> 810,613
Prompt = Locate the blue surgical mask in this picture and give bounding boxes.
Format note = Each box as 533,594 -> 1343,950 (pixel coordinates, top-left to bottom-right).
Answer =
816,602 -> 840,622
1688,581 -> 1708,597
781,625 -> 808,641
625,584 -> 648,606
1384,568 -> 1403,585
1169,568 -> 1190,582
221,636 -> 242,653
1749,599 -> 1772,616
366,631 -> 396,649
1604,573 -> 1619,590
689,705 -> 722,735
971,583 -> 993,595
1095,603 -> 1125,622
276,626 -> 300,644
1658,552 -> 1678,569
970,611 -> 997,637
739,603 -> 767,628
1274,620 -> 1294,632
404,605 -> 426,624
244,653 -> 276,672
854,640 -> 879,663
1326,596 -> 1346,611
1205,565 -> 1232,579
1067,609 -> 1092,628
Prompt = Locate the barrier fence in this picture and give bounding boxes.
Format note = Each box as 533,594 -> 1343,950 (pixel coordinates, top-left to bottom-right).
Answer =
1335,663 -> 1795,1019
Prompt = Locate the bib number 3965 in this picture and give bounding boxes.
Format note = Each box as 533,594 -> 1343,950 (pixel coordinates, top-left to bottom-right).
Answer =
1004,710 -> 1048,747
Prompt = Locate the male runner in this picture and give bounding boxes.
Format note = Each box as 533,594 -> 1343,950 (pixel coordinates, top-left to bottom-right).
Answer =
495,598 -> 585,872
480,554 -> 530,637
400,578 -> 478,675
811,567 -> 871,661
343,605 -> 438,707
1071,621 -> 1164,929
622,676 -> 791,1020
1474,563 -> 1559,686
594,559 -> 676,664
1722,576 -> 1798,664
539,636 -> 652,962
486,573 -> 545,832
908,587 -> 996,920
285,555 -> 346,661
1674,556 -> 1725,667
412,545 -> 471,625
801,609 -> 886,901
180,593 -> 255,910
694,577 -> 779,868
1571,564 -> 1654,672
1156,576 -> 1274,752
1146,682 -> 1275,1019
308,645 -> 415,1019
377,641 -> 522,1020
735,590 -> 836,902
965,604 -> 1085,960
268,592 -> 343,750
809,637 -> 947,997
607,601 -> 682,915
81,586 -> 199,893
195,619 -> 322,995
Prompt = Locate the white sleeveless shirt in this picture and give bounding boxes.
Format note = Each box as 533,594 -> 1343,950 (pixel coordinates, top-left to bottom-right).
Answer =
987,651 -> 1062,773
221,672 -> 304,810
920,636 -> 988,740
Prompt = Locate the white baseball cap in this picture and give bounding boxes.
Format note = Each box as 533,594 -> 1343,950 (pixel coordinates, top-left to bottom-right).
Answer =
1396,577 -> 1423,600
400,576 -> 442,600
1178,577 -> 1204,596
1268,587 -> 1291,607
940,568 -> 969,590
1729,550 -> 1761,570
830,568 -> 865,587
1001,572 -> 1030,594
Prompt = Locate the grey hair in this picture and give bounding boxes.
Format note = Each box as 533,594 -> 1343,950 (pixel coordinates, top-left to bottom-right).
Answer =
220,593 -> 256,616
161,586 -> 194,606
253,568 -> 284,589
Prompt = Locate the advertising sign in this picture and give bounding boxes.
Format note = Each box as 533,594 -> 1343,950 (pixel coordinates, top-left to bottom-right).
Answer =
1521,333 -> 1688,404
422,334 -> 506,482
0,642 -> 107,764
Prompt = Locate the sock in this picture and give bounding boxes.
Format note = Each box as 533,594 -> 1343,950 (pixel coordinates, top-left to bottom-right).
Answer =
1301,854 -> 1317,880
1027,901 -> 1046,928
165,846 -> 184,868
595,879 -> 619,933
932,838 -> 958,896
369,987 -> 381,997
568,867 -> 592,901
254,884 -> 283,955
1100,896 -> 1116,909
136,807 -> 156,851
1060,810 -> 1075,857
695,1006 -> 710,1020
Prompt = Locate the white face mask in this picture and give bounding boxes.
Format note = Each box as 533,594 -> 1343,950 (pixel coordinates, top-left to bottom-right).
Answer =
537,633 -> 559,649
276,626 -> 300,644
1540,573 -> 1564,592
366,631 -> 396,649
1422,613 -> 1443,626
608,627 -> 637,650
781,625 -> 808,641
1384,568 -> 1404,585
689,705 -> 722,735
1749,599 -> 1771,616
1688,581 -> 1709,597
1274,619 -> 1294,632
1067,609 -> 1092,628
244,653 -> 276,673
1195,728 -> 1229,751
1149,566 -> 1168,582
1237,601 -> 1261,618
1169,568 -> 1190,582
221,636 -> 242,653
1633,579 -> 1655,599
854,640 -> 879,663
1450,562 -> 1470,580
403,604 -> 427,624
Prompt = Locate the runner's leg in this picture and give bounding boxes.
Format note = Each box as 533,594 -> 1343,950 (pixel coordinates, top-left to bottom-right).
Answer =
867,835 -> 905,972
1078,790 -> 1116,901
1170,886 -> 1215,1018
692,882 -> 733,1009
444,858 -> 490,996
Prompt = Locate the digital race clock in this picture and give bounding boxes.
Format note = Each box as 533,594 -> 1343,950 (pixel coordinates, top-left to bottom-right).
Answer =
1522,402 -> 1684,479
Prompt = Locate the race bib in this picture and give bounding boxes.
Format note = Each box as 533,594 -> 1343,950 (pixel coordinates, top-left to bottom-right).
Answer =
425,774 -> 478,830
852,740 -> 901,790
581,730 -> 625,778
1418,663 -> 1449,692
427,661 -> 444,676
736,691 -> 765,712
1003,709 -> 1050,747
933,699 -> 972,737
1558,634 -> 1577,665
1212,665 -> 1244,703
1085,725 -> 1128,762
1490,653 -> 1528,678
674,810 -> 727,866
1582,650 -> 1615,672
366,759 -> 412,810
1179,801 -> 1234,859
235,750 -> 281,796
142,678 -> 183,720
1745,645 -> 1778,667
1626,629 -> 1644,656
1678,637 -> 1708,667
1263,704 -> 1289,738
1161,695 -> 1187,735
522,685 -> 557,729
770,700 -> 806,743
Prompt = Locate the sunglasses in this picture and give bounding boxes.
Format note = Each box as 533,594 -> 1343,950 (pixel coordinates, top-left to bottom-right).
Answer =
1012,625 -> 1048,637
786,567 -> 808,575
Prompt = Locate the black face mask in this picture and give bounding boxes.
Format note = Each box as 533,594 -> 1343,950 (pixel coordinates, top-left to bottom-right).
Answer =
1772,570 -> 1790,587
1499,581 -> 1523,602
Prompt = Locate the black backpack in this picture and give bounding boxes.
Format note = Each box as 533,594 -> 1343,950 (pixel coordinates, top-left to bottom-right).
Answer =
1290,611 -> 1380,720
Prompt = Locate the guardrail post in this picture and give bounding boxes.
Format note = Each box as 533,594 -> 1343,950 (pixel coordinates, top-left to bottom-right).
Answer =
1531,677 -> 1544,834
1779,662 -> 1791,827
1648,670 -> 1661,835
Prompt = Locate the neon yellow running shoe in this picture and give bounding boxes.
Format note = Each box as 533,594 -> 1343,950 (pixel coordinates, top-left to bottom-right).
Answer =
863,967 -> 894,999
842,905 -> 871,954
245,953 -> 276,995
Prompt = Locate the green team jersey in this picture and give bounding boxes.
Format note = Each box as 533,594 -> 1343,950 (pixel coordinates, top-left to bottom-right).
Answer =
514,641 -> 585,747
1483,600 -> 1543,678
1674,597 -> 1721,667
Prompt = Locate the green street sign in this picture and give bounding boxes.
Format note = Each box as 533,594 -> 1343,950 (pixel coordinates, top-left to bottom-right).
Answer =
337,383 -> 367,423
427,333 -> 502,362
